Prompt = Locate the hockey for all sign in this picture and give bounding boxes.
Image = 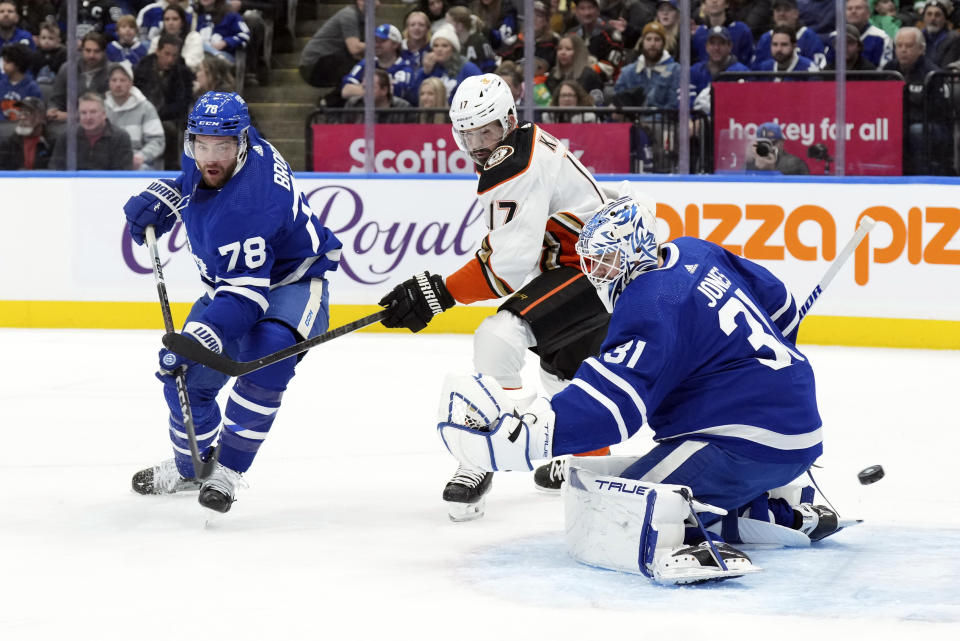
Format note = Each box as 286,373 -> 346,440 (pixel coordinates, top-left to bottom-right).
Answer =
712,81 -> 904,175
310,123 -> 633,174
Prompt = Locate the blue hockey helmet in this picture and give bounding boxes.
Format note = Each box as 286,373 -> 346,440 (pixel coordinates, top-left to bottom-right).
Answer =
576,183 -> 660,309
184,91 -> 251,175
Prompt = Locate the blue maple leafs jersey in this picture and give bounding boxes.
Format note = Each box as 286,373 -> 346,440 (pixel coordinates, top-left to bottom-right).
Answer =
551,237 -> 822,464
173,127 -> 342,344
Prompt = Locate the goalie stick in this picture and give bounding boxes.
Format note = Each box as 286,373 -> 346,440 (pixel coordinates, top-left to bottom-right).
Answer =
146,225 -> 219,480
162,308 -> 391,377
797,215 -> 876,320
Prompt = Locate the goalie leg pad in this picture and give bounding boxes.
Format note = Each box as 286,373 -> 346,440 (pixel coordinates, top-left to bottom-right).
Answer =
564,458 -> 761,584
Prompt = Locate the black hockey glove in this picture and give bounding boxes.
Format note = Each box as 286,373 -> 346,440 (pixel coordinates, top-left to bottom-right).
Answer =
378,271 -> 456,333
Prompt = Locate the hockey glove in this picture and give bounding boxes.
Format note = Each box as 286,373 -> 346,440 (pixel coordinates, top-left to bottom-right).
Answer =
157,322 -> 224,376
378,271 -> 455,333
437,374 -> 555,472
124,179 -> 183,245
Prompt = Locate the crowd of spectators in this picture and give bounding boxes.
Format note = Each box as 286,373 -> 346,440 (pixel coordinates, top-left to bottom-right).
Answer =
302,0 -> 960,174
0,0 -> 287,171
4,1 -> 960,174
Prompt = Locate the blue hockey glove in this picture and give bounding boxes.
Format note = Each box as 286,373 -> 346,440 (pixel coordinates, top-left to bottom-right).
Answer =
157,345 -> 196,376
157,322 -> 224,376
124,179 -> 183,245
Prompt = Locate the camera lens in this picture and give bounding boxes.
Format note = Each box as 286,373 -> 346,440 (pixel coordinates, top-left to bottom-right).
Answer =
756,140 -> 772,157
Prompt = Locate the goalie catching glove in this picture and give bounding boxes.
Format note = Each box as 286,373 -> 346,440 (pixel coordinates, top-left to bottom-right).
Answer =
379,271 -> 455,332
437,374 -> 555,471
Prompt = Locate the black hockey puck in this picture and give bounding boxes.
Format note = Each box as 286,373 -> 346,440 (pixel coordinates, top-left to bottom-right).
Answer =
858,465 -> 885,485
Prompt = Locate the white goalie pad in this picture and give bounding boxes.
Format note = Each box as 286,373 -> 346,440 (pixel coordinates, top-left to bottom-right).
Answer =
564,457 -> 761,585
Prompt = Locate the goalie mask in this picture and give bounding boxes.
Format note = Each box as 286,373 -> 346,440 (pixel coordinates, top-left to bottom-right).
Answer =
576,190 -> 659,309
184,91 -> 251,180
449,74 -> 518,165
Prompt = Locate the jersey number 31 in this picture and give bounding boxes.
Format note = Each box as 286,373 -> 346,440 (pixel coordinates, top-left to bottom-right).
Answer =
719,289 -> 802,371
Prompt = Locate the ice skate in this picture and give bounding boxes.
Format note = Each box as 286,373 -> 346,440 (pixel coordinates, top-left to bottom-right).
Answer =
443,464 -> 492,522
198,463 -> 246,513
655,541 -> 762,585
131,459 -> 201,495
795,503 -> 841,541
533,457 -> 566,493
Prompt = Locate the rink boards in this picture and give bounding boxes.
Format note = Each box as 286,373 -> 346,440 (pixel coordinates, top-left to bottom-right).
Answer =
0,172 -> 957,349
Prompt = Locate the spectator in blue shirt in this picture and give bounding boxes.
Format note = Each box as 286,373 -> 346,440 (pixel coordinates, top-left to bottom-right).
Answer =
413,23 -> 482,104
341,23 -> 418,105
796,0 -> 836,40
690,26 -> 749,106
0,1 -> 35,50
107,15 -> 149,65
693,0 -> 755,65
752,25 -> 820,75
1,43 -> 43,121
825,0 -> 894,67
401,9 -> 432,70
138,1 -> 195,41
753,0 -> 826,68
196,0 -> 250,63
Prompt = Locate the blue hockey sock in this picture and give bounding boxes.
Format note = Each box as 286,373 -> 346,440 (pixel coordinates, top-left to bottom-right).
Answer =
162,382 -> 223,478
216,321 -> 297,473
218,377 -> 284,473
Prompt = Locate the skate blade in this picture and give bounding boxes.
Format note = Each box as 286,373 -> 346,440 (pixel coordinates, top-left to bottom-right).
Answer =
533,483 -> 563,494
447,497 -> 486,522
654,564 -> 763,586
815,517 -> 863,541
202,510 -> 225,529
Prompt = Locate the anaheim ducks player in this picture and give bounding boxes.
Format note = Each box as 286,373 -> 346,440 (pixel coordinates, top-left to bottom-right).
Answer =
378,73 -> 610,521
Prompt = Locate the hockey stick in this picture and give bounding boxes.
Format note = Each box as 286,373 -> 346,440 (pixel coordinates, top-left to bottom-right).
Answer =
796,215 -> 876,321
145,225 -> 219,480
162,308 -> 391,377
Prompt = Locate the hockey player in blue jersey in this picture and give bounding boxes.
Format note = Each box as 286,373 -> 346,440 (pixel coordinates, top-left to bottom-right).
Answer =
123,91 -> 342,513
437,185 -> 844,582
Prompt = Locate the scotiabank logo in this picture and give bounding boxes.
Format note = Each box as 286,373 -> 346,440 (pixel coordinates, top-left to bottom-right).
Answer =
657,202 -> 960,285
348,138 -> 473,174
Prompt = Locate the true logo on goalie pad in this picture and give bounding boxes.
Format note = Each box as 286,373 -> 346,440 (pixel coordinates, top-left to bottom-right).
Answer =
595,479 -> 650,495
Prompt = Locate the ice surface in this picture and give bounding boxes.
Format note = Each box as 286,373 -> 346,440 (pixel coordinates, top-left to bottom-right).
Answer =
1,329 -> 957,640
